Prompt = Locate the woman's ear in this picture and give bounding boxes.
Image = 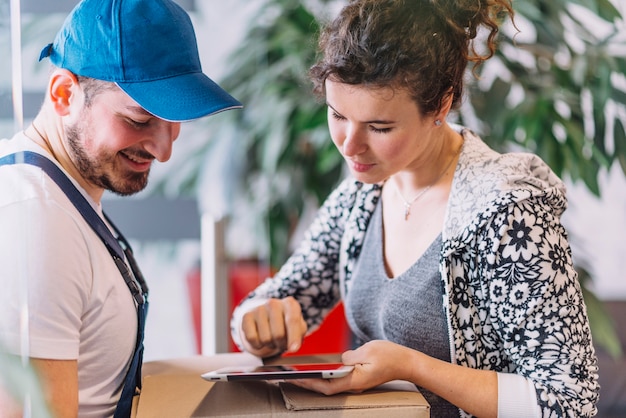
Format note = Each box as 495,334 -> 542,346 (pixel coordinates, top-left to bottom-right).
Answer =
433,91 -> 454,125
48,69 -> 80,116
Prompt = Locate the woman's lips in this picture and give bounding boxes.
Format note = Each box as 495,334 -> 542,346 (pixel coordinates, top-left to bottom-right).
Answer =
349,159 -> 375,173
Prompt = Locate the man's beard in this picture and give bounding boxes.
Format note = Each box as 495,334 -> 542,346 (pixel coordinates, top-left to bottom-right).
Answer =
65,119 -> 150,196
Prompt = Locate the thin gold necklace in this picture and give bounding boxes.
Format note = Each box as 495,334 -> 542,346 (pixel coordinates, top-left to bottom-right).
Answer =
391,145 -> 461,221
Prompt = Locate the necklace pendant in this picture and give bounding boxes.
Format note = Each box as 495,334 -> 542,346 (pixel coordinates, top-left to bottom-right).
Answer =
404,204 -> 411,220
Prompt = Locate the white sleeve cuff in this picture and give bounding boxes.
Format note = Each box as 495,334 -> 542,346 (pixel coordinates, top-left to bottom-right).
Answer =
497,373 -> 541,418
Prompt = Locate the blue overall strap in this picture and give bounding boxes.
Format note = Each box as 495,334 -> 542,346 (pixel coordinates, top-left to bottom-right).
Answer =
114,300 -> 147,418
0,151 -> 145,304
0,151 -> 147,418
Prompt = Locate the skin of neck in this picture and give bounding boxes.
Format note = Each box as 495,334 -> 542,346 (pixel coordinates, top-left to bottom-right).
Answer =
25,101 -> 106,204
390,121 -> 463,198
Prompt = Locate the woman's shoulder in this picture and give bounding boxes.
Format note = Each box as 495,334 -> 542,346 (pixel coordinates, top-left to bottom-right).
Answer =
456,128 -> 565,198
445,128 -> 568,238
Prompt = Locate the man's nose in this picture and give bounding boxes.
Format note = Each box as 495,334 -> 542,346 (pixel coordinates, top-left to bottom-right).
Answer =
147,122 -> 181,162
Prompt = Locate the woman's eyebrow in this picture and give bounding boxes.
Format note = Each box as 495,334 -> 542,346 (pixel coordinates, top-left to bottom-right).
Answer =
326,102 -> 395,124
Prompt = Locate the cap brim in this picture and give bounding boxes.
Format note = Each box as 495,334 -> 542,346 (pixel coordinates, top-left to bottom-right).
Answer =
118,72 -> 242,122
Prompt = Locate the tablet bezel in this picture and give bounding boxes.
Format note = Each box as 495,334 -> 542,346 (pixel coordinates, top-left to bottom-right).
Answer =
201,363 -> 354,382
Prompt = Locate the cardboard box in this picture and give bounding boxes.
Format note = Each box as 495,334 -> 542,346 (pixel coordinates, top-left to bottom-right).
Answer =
135,374 -> 429,417
134,354 -> 429,417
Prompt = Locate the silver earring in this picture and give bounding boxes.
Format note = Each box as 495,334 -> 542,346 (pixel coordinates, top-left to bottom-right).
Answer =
434,119 -> 442,127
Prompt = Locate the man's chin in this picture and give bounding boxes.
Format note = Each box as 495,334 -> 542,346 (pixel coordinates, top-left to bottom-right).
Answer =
107,176 -> 149,196
110,188 -> 144,197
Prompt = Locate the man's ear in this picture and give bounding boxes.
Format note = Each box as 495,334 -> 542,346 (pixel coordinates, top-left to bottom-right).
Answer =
48,69 -> 80,116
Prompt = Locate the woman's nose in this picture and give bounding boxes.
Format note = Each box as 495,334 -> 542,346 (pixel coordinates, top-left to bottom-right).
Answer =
342,126 -> 366,157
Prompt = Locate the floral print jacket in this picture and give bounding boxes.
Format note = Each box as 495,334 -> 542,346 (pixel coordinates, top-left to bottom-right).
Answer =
232,128 -> 599,417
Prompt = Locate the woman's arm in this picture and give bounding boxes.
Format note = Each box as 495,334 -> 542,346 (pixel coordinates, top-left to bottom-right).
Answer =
230,179 -> 361,354
484,196 -> 600,416
293,340 -> 499,418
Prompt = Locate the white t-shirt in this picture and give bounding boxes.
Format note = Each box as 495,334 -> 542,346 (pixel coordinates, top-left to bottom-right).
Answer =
0,132 -> 138,417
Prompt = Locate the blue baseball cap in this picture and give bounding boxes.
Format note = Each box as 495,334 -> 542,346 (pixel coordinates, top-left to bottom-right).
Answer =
39,0 -> 242,122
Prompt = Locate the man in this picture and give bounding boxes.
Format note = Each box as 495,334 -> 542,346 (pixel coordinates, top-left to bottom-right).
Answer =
0,0 -> 241,416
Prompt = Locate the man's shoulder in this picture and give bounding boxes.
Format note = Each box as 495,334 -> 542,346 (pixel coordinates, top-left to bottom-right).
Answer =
0,131 -> 35,152
0,136 -> 81,221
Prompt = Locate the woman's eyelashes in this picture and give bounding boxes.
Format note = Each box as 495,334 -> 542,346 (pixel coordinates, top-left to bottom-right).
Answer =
369,125 -> 392,134
330,111 -> 392,134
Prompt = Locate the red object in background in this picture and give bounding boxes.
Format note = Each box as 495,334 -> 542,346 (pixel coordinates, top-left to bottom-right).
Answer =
185,260 -> 352,355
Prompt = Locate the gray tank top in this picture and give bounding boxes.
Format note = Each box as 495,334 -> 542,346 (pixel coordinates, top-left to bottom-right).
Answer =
345,200 -> 459,417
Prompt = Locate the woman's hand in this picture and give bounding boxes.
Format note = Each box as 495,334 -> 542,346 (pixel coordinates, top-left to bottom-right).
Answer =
292,339 -> 499,418
291,340 -> 414,395
240,297 -> 308,358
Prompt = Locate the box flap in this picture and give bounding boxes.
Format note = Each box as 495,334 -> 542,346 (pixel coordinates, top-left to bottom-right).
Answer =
280,380 -> 429,411
135,374 -> 213,418
136,374 -> 288,417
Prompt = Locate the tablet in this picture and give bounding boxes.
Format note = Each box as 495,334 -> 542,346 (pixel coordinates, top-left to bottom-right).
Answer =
201,363 -> 354,382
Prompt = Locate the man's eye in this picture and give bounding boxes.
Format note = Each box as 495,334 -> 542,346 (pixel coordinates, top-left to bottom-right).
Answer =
128,118 -> 150,127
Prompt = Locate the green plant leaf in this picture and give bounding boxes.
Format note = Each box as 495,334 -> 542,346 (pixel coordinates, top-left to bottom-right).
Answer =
615,119 -> 626,176
580,285 -> 623,359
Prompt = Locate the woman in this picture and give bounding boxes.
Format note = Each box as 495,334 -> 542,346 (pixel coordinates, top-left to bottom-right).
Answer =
230,0 -> 599,416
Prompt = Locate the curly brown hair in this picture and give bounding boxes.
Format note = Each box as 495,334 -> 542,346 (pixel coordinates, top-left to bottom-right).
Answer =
309,0 -> 514,116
